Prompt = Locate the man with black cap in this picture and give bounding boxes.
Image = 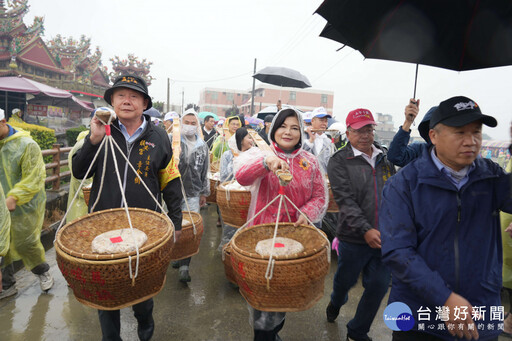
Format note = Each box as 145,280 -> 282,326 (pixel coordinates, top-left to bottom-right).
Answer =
258,114 -> 274,144
380,96 -> 512,341
72,75 -> 183,341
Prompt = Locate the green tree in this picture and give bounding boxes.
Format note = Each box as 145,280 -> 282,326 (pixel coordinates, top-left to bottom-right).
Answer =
153,101 -> 164,112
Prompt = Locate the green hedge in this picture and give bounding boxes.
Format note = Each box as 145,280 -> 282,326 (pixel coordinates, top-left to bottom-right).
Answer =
9,121 -> 57,163
65,126 -> 88,146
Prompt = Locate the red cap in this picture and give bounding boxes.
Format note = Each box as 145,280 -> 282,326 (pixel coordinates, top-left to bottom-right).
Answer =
346,109 -> 377,130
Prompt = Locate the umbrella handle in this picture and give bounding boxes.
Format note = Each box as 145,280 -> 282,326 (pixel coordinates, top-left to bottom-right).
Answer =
410,64 -> 419,126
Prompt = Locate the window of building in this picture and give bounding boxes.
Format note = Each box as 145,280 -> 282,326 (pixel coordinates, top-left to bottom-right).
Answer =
289,91 -> 296,101
321,94 -> 328,104
227,93 -> 234,101
211,92 -> 218,100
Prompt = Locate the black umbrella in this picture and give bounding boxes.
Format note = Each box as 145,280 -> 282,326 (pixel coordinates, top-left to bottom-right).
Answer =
253,66 -> 312,88
143,107 -> 161,118
316,0 -> 512,97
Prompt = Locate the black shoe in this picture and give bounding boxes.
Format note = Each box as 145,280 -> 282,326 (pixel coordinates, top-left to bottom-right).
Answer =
137,316 -> 154,341
326,301 -> 340,323
179,269 -> 191,283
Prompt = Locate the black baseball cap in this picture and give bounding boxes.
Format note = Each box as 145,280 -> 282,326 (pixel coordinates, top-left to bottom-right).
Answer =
429,96 -> 496,129
103,75 -> 152,109
264,114 -> 274,123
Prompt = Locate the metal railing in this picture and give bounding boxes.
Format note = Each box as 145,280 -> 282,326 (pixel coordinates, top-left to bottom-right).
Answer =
42,144 -> 73,191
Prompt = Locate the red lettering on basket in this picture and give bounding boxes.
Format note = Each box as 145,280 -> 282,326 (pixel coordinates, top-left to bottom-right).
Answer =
237,261 -> 246,278
96,290 -> 115,301
274,243 -> 285,248
71,268 -> 86,285
81,287 -> 93,299
239,197 -> 250,206
239,281 -> 253,295
91,271 -> 106,286
240,210 -> 248,219
110,236 -> 123,243
60,263 -> 69,277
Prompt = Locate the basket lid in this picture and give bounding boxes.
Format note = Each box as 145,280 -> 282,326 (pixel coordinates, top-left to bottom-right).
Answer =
56,208 -> 173,260
232,223 -> 329,260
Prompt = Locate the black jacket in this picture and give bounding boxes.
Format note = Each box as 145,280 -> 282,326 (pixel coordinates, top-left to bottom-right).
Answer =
327,142 -> 395,243
201,126 -> 218,149
72,115 -> 183,231
258,128 -> 270,144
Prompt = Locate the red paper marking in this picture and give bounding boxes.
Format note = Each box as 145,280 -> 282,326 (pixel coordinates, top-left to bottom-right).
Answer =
105,125 -> 111,136
79,230 -> 90,238
278,186 -> 285,195
274,243 -> 285,248
110,236 -> 123,243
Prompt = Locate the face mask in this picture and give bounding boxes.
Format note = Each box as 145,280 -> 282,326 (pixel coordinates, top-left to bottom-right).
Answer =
181,124 -> 197,137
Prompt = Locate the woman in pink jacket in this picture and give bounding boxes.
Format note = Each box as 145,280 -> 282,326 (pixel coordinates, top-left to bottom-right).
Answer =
235,107 -> 327,341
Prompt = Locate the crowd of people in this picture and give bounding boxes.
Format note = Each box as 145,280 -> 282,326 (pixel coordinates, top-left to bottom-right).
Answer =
0,74 -> 511,341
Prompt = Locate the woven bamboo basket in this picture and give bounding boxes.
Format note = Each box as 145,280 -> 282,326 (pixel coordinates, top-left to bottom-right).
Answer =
222,243 -> 237,285
216,180 -> 251,228
327,181 -> 338,213
210,159 -> 220,173
55,208 -> 174,310
231,223 -> 330,312
82,186 -> 91,206
206,173 -> 219,204
169,211 -> 203,261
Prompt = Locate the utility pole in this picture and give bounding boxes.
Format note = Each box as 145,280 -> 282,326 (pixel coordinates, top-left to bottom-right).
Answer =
181,87 -> 184,114
166,78 -> 170,112
250,58 -> 257,116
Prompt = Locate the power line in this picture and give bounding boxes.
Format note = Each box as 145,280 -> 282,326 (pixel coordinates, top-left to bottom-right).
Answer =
274,17 -> 325,65
312,48 -> 357,83
171,71 -> 252,84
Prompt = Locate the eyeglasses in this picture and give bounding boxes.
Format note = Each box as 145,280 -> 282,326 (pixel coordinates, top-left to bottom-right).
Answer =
348,127 -> 375,136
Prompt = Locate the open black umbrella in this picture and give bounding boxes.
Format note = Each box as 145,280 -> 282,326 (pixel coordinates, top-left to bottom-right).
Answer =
253,66 -> 312,88
316,0 -> 512,97
143,107 -> 161,118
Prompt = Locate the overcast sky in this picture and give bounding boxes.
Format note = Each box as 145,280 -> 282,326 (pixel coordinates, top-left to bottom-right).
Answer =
26,0 -> 511,140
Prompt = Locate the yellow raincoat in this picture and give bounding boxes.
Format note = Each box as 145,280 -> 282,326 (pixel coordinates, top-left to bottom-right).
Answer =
66,130 -> 92,223
7,113 -> 24,125
0,184 -> 10,257
0,128 -> 47,270
502,159 -> 512,289
211,116 -> 241,163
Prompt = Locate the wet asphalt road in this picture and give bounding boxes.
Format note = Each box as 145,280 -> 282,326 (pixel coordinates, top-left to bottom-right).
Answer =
1,204 -> 402,340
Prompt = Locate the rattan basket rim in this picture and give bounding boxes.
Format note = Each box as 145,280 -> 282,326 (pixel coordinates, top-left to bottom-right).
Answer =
55,208 -> 173,261
231,223 -> 328,260
182,211 -> 202,225
217,180 -> 251,192
55,232 -> 173,265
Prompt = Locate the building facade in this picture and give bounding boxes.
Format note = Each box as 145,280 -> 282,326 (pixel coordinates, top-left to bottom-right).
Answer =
198,85 -> 334,117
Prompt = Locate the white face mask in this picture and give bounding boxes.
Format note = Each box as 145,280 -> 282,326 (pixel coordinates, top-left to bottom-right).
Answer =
181,124 -> 197,137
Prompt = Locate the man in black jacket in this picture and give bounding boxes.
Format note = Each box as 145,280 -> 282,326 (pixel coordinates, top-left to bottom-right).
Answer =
325,109 -> 395,341
201,115 -> 217,149
72,75 -> 183,341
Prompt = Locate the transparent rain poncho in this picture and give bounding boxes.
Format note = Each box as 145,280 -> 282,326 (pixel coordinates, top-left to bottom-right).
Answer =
0,183 -> 10,257
234,108 -> 328,331
235,108 -> 328,227
219,134 -> 244,183
179,111 -> 210,198
0,129 -> 47,269
66,130 -> 93,223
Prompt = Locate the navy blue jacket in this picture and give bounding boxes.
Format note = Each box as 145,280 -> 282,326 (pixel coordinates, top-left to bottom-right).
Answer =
380,147 -> 512,340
